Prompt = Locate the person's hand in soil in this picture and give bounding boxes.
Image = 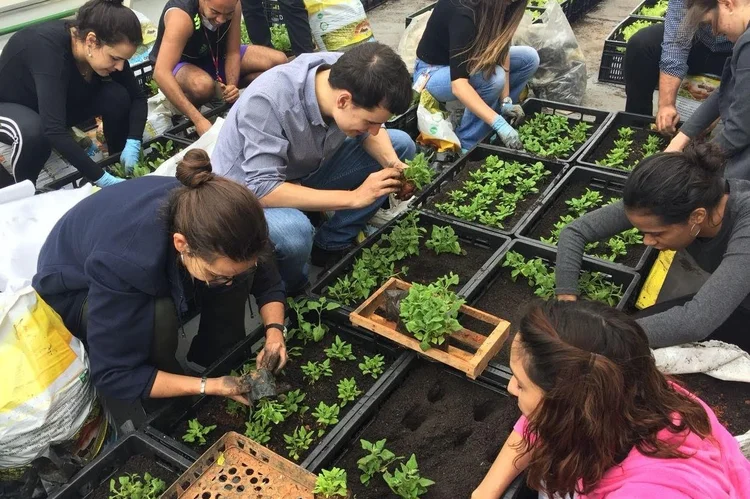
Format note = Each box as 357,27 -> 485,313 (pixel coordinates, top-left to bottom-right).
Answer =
215,375 -> 255,405
256,329 -> 288,374
350,168 -> 403,208
656,104 -> 680,135
195,116 -> 213,137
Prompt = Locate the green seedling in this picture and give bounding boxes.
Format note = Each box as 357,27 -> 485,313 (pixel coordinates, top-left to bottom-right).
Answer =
244,419 -> 272,444
252,399 -> 287,426
284,426 -> 315,461
638,0 -> 668,16
312,401 -> 340,436
359,354 -> 386,379
383,454 -> 435,499
270,24 -> 291,53
381,211 -> 425,260
566,188 -> 603,216
279,389 -> 308,415
402,152 -> 435,190
226,398 -> 248,417
314,468 -> 349,498
399,273 -> 465,351
357,438 -> 402,486
622,19 -> 656,42
286,296 -> 340,343
108,473 -> 165,499
337,377 -> 363,406
642,134 -> 662,157
425,225 -> 465,255
302,359 -> 333,384
146,79 -> 159,96
325,335 -> 356,361
182,418 -> 216,446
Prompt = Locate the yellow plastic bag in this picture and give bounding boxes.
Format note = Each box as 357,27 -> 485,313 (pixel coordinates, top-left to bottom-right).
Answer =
416,91 -> 461,153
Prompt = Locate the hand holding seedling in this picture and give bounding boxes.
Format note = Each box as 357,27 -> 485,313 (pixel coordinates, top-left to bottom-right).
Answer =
351,168 -> 404,208
256,329 -> 287,374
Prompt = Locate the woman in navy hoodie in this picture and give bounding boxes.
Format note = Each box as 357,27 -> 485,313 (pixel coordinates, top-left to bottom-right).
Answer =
33,149 -> 287,404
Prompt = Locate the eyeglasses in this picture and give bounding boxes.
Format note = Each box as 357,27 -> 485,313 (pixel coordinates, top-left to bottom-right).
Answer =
203,265 -> 257,288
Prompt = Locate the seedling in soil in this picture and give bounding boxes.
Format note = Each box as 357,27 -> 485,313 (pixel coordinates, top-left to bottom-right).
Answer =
337,377 -> 363,406
314,468 -> 349,498
397,153 -> 435,200
244,419 -> 272,444
359,354 -> 386,379
642,134 -> 662,157
383,454 -> 435,499
270,24 -> 291,53
312,401 -> 341,436
637,0 -> 668,17
287,296 -> 340,343
565,188 -> 603,217
182,418 -> 216,445
288,346 -> 304,358
400,273 -> 465,351
253,399 -> 288,426
146,79 -> 160,97
109,472 -> 165,499
284,425 -> 315,461
517,113 -> 592,159
425,225 -> 465,255
279,389 -> 309,415
381,211 -> 424,260
226,399 -> 248,417
357,438 -> 402,486
621,19 -> 656,42
302,359 -> 334,384
325,335 -> 356,361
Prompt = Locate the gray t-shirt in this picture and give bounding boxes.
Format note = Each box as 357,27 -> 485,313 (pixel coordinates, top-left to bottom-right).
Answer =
212,52 -> 347,198
556,178 -> 750,348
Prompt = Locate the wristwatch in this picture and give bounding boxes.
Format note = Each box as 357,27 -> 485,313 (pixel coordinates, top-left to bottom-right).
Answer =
264,323 -> 288,338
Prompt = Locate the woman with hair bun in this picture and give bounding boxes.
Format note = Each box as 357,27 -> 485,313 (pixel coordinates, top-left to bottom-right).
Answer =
472,300 -> 750,498
33,149 -> 288,410
555,142 -> 750,351
0,0 -> 147,188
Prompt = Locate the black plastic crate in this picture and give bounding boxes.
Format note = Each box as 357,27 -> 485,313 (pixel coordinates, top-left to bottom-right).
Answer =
481,98 -> 611,163
51,432 -> 191,499
630,0 -> 667,18
310,209 -> 512,321
413,145 -> 567,236
361,0 -> 387,11
144,322 -> 411,468
385,104 -> 418,139
577,111 -> 677,172
464,239 -> 642,313
163,102 -> 232,143
131,61 -> 155,97
598,17 -> 664,85
515,165 -> 656,272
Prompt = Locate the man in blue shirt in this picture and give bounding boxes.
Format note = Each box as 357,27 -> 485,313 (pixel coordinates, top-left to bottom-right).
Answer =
211,42 -> 416,294
623,0 -> 732,133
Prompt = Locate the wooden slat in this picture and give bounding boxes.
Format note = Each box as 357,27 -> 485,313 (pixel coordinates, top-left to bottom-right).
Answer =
451,328 -> 487,350
468,319 -> 511,378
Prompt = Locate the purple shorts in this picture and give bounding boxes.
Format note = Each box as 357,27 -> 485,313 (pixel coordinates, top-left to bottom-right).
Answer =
173,44 -> 249,82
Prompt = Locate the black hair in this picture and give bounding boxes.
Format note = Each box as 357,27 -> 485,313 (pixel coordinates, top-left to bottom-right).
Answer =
69,0 -> 143,47
329,42 -> 413,115
623,141 -> 726,224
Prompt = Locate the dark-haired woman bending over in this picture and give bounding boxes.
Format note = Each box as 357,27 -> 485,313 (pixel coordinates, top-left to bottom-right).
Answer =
554,142 -> 750,351
33,149 -> 287,406
0,0 -> 147,188
472,300 -> 750,498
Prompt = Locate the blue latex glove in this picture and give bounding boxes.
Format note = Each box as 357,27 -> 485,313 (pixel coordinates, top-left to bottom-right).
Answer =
492,115 -> 523,150
94,171 -> 125,187
120,139 -> 142,171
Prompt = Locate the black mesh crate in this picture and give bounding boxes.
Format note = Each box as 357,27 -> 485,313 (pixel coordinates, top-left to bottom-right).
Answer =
598,17 -> 664,85
385,104 -> 418,139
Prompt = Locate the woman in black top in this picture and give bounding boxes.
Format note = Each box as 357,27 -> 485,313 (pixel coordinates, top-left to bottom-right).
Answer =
414,0 -> 539,150
0,0 -> 147,188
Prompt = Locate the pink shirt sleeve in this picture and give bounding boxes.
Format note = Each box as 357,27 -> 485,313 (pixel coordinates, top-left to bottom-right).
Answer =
514,416 -> 529,436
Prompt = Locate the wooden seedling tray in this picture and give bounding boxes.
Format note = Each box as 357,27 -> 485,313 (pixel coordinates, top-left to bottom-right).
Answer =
161,431 -> 317,499
350,278 -> 510,379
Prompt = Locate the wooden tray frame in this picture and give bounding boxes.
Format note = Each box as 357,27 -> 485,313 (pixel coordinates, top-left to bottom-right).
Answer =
350,278 -> 510,379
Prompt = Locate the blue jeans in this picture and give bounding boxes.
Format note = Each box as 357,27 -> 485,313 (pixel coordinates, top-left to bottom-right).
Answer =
265,129 -> 416,292
413,46 -> 540,149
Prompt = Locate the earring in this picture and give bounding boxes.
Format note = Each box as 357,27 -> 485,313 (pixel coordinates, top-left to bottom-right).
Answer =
690,223 -> 701,238
88,52 -> 92,57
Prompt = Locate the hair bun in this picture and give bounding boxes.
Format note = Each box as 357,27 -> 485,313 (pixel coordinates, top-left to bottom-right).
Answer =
682,140 -> 725,175
176,149 -> 214,188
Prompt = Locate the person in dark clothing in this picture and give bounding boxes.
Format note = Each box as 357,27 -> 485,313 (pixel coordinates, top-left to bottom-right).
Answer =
0,0 -> 147,188
33,149 -> 288,403
623,0 -> 732,132
413,0 -> 539,150
150,0 -> 287,137
241,0 -> 314,56
555,142 -> 750,352
665,0 -> 750,180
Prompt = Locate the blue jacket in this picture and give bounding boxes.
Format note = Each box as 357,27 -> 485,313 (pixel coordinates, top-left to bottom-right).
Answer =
33,176 -> 285,401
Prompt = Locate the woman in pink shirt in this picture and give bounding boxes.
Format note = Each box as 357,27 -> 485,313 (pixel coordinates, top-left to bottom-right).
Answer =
472,300 -> 750,499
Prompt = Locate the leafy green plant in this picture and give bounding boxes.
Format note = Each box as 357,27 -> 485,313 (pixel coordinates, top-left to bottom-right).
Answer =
108,473 -> 165,499
642,134 -> 662,157
182,418 -> 216,445
565,188 -> 603,216
284,426 -> 315,461
270,24 -> 291,53
402,152 -> 435,190
279,389 -> 308,415
399,273 -> 465,351
226,398 -> 248,417
302,359 -> 333,384
337,377 -> 363,406
383,454 -> 435,499
146,79 -> 159,96
637,0 -> 668,17
425,225 -> 465,255
381,211 -> 424,260
325,335 -> 356,361
312,401 -> 340,435
357,439 -> 402,486
287,296 -> 340,343
244,419 -> 272,444
621,19 -> 656,42
314,468 -> 348,498
517,112 -> 590,159
359,354 -> 386,378
253,399 -> 287,426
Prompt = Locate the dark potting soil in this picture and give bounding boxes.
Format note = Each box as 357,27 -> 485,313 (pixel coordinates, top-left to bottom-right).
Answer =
527,180 -> 646,268
676,373 -> 750,436
333,361 -> 521,499
90,454 -> 179,499
425,159 -> 556,231
169,333 -> 382,462
584,126 -> 667,171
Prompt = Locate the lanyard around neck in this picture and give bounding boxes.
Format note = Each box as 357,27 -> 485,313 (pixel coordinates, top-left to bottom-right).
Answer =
202,26 -> 223,84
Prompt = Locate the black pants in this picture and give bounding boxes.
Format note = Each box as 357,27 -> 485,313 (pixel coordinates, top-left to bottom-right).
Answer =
241,0 -> 315,55
634,294 -> 750,353
624,23 -> 732,116
0,81 -> 133,186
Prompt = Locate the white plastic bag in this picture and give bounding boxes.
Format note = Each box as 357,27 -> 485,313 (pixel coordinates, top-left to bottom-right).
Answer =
513,1 -> 587,104
653,340 -> 750,383
398,9 -> 432,74
305,0 -> 375,51
416,90 -> 461,152
150,117 -> 226,177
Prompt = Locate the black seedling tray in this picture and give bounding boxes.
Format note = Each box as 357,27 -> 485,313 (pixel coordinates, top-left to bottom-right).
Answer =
577,111 -> 677,172
515,165 -> 655,272
100,135 -> 193,173
413,145 -> 567,236
481,98 -> 611,163
310,209 -> 511,322
145,322 -> 410,468
598,17 -> 664,85
386,104 -> 418,139
163,102 -> 232,143
130,61 -> 155,97
405,2 -> 435,27
51,432 -> 191,499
